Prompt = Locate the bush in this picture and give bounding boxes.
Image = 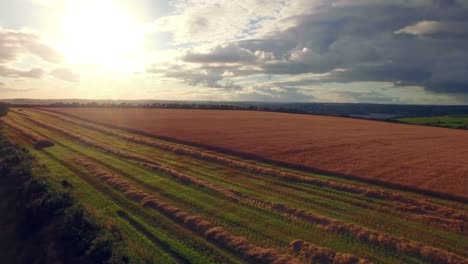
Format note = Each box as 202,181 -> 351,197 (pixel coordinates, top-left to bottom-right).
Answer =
0,102 -> 8,117
0,134 -> 126,264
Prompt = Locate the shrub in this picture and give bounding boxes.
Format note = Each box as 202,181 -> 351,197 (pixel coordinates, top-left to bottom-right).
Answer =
0,102 -> 8,117
0,134 -> 126,263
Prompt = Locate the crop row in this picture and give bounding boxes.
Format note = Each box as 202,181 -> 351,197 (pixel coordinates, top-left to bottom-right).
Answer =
141,160 -> 466,263
73,157 -> 301,264
0,117 -> 54,149
14,112 -> 386,262
21,112 -> 467,263
37,146 -> 237,264
290,240 -> 370,264
11,110 -> 466,263
37,109 -> 467,222
19,111 -> 466,263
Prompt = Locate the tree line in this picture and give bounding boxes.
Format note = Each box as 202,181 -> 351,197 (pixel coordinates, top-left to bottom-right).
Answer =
1,102 -> 308,114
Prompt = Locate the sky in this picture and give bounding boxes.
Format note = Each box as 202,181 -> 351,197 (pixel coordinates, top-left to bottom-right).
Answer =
0,0 -> 467,104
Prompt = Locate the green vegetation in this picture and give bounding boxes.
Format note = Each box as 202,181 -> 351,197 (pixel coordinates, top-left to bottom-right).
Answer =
0,132 -> 127,263
0,103 -> 8,117
398,116 -> 468,129
1,108 -> 467,264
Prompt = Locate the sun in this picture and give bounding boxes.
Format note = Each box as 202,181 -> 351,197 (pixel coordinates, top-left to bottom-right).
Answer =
61,1 -> 144,71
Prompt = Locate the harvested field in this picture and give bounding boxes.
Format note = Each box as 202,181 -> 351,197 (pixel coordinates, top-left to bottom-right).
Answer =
290,240 -> 371,264
46,108 -> 468,200
0,117 -> 54,149
30,109 -> 468,223
1,108 -> 467,264
73,158 -> 300,264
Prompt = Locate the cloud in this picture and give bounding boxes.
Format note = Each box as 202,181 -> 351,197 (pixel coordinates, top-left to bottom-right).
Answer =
30,0 -> 63,7
183,44 -> 258,63
0,28 -> 62,64
50,68 -> 79,82
395,20 -> 468,37
152,0 -> 321,44
332,90 -> 402,104
0,27 -> 76,86
0,82 -> 35,93
235,86 -> 314,102
0,28 -> 65,83
395,21 -> 443,35
154,0 -> 468,98
0,65 -> 44,78
0,82 -> 7,91
148,63 -> 242,90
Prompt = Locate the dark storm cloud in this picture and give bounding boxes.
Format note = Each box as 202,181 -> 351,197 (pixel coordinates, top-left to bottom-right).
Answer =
179,0 -> 468,96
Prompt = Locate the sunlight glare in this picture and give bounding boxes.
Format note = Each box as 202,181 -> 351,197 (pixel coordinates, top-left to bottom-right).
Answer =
61,0 -> 144,71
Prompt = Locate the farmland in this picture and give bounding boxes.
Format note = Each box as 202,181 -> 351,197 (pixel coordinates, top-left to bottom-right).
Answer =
398,116 -> 468,129
1,108 -> 467,264
48,108 -> 468,200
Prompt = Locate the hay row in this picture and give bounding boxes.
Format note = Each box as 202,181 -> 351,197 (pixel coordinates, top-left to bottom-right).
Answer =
23,116 -> 244,203
24,114 -> 246,204
38,109 -> 467,222
21,114 -> 468,263
290,240 -> 371,264
1,117 -> 54,149
260,202 -> 467,264
138,162 -> 243,202
414,215 -> 464,232
72,158 -> 300,264
218,189 -> 467,263
24,113 -> 468,259
394,202 -> 465,231
23,116 -> 158,164
136,156 -> 467,262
